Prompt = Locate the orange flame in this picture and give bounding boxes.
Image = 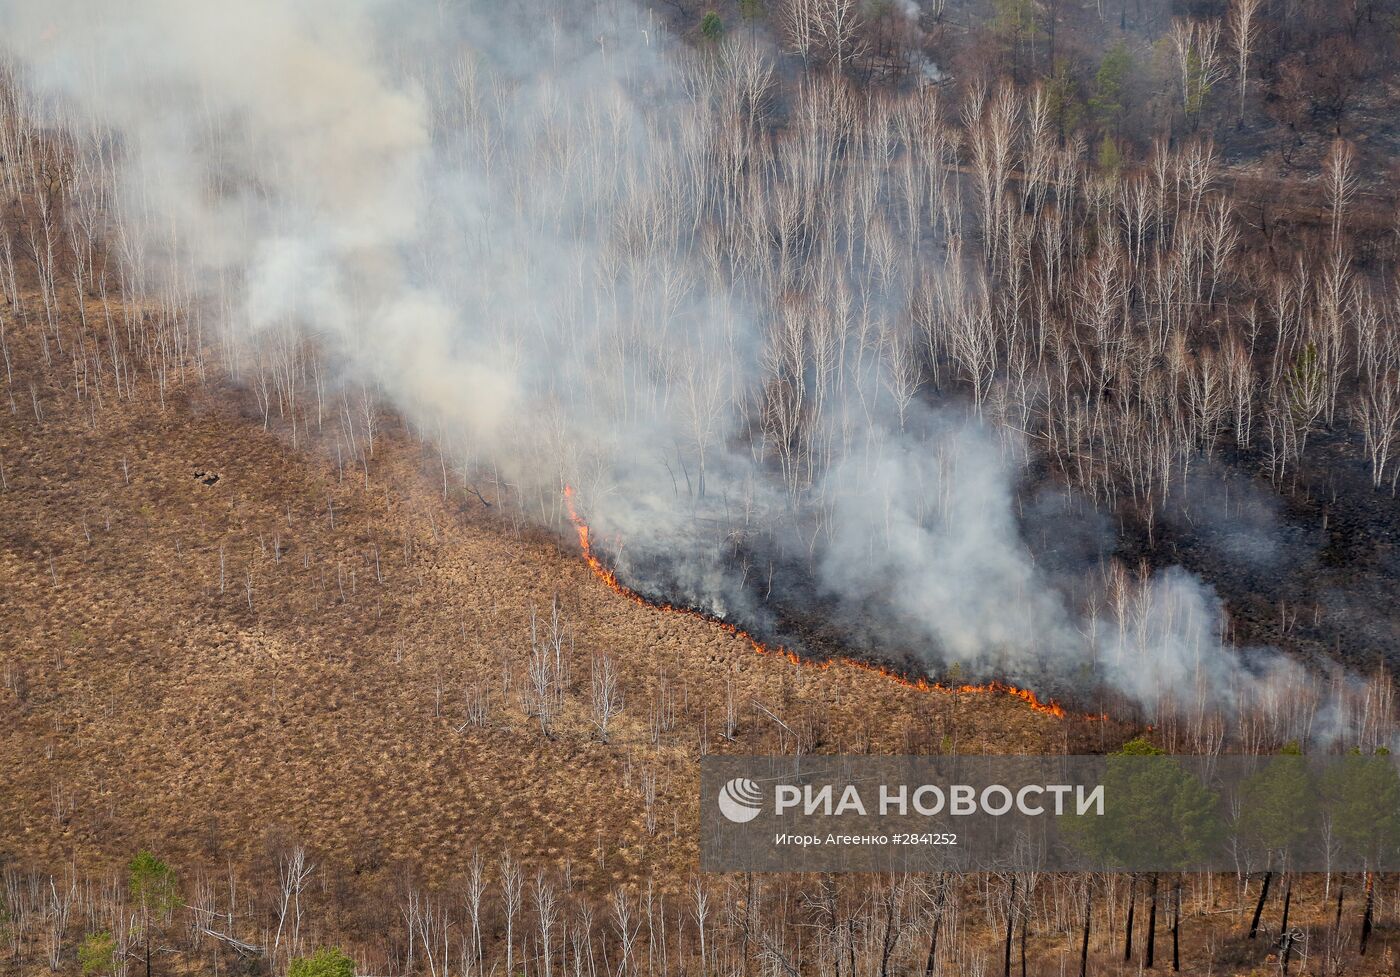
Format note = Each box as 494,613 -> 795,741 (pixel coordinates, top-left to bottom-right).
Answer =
563,487 -> 1101,721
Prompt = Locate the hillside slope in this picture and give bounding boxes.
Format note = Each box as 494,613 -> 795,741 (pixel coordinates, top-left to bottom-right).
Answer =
0,306 -> 1081,889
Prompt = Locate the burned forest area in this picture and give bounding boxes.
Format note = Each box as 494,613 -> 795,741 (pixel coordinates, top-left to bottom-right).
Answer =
4,0 -> 1400,974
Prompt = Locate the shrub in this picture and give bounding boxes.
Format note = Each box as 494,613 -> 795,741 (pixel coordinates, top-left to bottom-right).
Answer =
289,947 -> 356,977
79,932 -> 116,977
700,12 -> 724,41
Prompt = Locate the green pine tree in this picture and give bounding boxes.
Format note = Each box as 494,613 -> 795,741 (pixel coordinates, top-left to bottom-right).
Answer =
1090,42 -> 1132,136
128,852 -> 178,977
991,0 -> 1043,71
1237,744 -> 1316,868
1324,749 -> 1400,869
1073,739 -> 1223,870
1097,135 -> 1124,178
700,11 -> 725,42
79,932 -> 117,977
1044,60 -> 1084,136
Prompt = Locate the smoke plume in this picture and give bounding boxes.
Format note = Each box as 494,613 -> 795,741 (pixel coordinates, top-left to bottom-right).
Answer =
0,0 -> 1362,732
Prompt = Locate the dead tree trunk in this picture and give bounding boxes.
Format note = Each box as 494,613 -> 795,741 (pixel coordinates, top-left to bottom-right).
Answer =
879,882 -> 898,977
1145,874 -> 1158,968
825,876 -> 841,977
1171,880 -> 1181,972
848,919 -> 856,977
923,881 -> 946,977
1020,907 -> 1028,977
1248,871 -> 1271,939
1079,879 -> 1092,977
1123,876 -> 1137,962
1360,871 -> 1374,956
1003,876 -> 1017,977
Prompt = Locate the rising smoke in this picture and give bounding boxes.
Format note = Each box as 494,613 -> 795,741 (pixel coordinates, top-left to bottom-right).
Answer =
0,0 -> 1357,731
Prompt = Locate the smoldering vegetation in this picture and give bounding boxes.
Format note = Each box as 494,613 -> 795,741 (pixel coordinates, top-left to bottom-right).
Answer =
0,0 -> 1396,742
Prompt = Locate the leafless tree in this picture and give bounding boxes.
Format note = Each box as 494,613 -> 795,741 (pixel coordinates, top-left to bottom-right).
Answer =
460,679 -> 491,730
641,766 -> 660,836
1355,374 -> 1400,489
464,851 -> 486,977
526,597 -> 569,738
800,0 -> 867,71
612,886 -> 641,977
500,853 -> 523,977
691,878 -> 712,977
777,0 -> 819,64
273,846 -> 314,961
1324,139 -> 1357,255
590,651 -> 623,743
1170,19 -> 1228,125
44,874 -> 75,971
1227,0 -> 1262,125
534,872 -> 559,977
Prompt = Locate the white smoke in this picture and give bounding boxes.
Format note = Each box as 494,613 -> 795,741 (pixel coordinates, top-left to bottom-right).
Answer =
0,0 -> 1362,733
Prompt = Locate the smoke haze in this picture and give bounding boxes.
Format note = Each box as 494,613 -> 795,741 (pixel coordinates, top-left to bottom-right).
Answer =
0,0 -> 1356,729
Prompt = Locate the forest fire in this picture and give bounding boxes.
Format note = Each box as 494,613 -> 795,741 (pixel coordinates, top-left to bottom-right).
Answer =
563,487 -> 1087,720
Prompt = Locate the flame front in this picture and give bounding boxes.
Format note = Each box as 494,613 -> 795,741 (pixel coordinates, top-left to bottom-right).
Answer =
563,487 -> 1097,721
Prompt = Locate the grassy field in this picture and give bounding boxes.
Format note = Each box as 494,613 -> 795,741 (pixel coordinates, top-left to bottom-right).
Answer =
0,291 -> 1089,893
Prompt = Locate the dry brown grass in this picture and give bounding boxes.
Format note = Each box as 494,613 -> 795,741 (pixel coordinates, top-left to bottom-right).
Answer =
0,305 -> 1104,893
